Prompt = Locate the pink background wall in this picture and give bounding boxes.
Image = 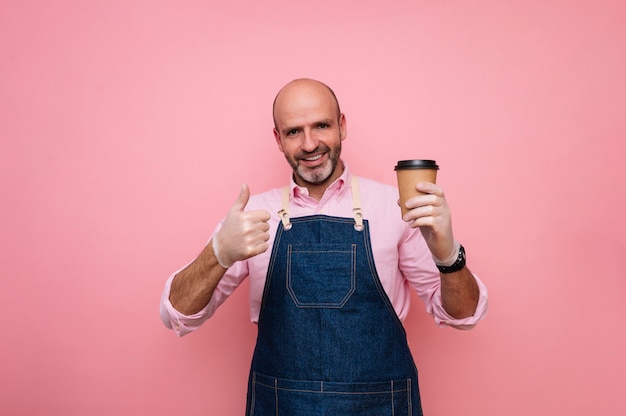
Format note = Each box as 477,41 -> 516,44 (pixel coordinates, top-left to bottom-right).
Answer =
2,1 -> 625,414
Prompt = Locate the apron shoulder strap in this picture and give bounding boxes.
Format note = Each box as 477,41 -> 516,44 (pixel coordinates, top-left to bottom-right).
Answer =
278,186 -> 292,230
351,176 -> 364,231
277,176 -> 364,231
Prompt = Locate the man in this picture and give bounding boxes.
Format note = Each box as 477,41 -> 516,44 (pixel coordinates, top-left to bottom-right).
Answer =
160,79 -> 488,415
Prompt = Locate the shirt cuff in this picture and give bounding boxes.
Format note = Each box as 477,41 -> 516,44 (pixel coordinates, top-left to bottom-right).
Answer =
159,271 -> 213,337
432,273 -> 489,330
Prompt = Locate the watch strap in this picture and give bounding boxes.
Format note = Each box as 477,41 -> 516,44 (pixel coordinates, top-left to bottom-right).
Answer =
436,244 -> 466,274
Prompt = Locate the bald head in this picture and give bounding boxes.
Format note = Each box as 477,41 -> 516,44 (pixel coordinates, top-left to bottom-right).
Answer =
272,79 -> 341,129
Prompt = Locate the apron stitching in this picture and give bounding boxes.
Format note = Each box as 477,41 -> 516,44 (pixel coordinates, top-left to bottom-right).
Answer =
363,225 -> 409,334
274,377 -> 278,416
391,380 -> 395,416
407,378 -> 412,415
249,372 -> 256,416
254,376 -> 410,393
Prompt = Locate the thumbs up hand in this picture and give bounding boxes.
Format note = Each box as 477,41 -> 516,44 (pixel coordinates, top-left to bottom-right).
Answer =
212,183 -> 271,268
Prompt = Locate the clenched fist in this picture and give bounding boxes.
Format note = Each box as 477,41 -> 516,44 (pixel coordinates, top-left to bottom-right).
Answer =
212,183 -> 271,268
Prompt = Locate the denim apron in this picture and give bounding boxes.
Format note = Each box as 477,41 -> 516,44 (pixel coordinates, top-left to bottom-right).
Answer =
246,177 -> 423,416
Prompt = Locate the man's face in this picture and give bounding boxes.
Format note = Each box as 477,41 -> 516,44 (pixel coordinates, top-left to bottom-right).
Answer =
273,82 -> 347,189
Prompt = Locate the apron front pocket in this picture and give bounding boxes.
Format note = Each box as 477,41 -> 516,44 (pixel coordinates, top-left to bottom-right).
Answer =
287,243 -> 356,308
250,372 -> 412,416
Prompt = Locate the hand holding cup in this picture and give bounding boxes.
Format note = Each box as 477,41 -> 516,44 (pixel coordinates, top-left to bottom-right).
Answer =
395,160 -> 455,261
395,160 -> 439,217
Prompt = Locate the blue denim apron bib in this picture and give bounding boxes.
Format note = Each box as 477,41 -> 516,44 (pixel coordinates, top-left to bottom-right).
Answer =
246,178 -> 423,416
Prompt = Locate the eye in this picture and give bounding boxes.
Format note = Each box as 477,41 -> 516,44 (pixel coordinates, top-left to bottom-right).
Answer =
286,129 -> 300,136
316,123 -> 329,129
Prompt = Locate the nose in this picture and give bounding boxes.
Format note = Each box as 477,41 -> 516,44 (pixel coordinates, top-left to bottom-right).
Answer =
302,129 -> 319,152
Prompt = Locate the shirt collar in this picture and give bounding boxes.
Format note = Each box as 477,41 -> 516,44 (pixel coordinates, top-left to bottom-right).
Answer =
289,161 -> 352,202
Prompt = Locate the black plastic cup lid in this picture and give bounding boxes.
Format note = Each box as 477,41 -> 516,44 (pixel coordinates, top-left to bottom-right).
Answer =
394,159 -> 439,170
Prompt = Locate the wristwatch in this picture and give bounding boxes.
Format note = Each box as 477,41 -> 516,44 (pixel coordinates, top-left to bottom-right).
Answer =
436,244 -> 466,274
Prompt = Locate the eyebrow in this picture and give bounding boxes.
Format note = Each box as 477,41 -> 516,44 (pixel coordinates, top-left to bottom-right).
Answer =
315,118 -> 335,125
280,118 -> 336,135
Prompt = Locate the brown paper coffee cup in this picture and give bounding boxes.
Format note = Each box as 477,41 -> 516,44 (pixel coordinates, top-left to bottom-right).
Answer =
395,159 -> 439,217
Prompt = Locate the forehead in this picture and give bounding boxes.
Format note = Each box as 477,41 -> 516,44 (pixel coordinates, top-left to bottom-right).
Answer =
274,82 -> 338,128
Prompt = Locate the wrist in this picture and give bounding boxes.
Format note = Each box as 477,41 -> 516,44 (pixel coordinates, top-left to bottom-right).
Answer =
211,235 -> 233,269
435,243 -> 466,274
433,241 -> 460,267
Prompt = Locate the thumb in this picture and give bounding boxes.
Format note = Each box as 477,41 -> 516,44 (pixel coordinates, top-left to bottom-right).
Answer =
231,182 -> 250,212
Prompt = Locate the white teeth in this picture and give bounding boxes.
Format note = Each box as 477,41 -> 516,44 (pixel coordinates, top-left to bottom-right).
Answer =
303,154 -> 322,161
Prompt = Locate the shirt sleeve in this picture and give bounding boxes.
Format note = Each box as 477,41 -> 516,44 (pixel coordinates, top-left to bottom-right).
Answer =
428,273 -> 488,330
399,228 -> 488,330
159,245 -> 249,337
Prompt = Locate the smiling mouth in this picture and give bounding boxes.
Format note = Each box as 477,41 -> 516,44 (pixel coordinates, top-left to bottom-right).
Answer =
301,154 -> 323,162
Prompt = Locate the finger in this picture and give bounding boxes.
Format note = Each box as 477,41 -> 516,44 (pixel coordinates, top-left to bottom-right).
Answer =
231,183 -> 251,212
408,215 -> 435,229
241,235 -> 270,257
405,194 -> 439,211
403,205 -> 435,223
244,209 -> 271,223
258,209 -> 271,222
416,182 -> 443,196
252,241 -> 270,256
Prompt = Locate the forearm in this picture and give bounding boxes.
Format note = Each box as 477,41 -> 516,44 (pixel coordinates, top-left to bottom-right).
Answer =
440,266 -> 479,319
169,239 -> 227,315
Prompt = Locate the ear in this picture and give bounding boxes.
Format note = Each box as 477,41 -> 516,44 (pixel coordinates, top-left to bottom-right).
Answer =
273,127 -> 285,152
339,113 -> 347,142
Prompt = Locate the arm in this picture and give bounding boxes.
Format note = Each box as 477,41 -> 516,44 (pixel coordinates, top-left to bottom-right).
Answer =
439,265 -> 479,319
169,239 -> 227,315
166,183 -> 271,317
402,182 -> 480,319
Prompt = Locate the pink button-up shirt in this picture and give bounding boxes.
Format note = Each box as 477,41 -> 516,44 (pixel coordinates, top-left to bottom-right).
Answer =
160,165 -> 488,336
